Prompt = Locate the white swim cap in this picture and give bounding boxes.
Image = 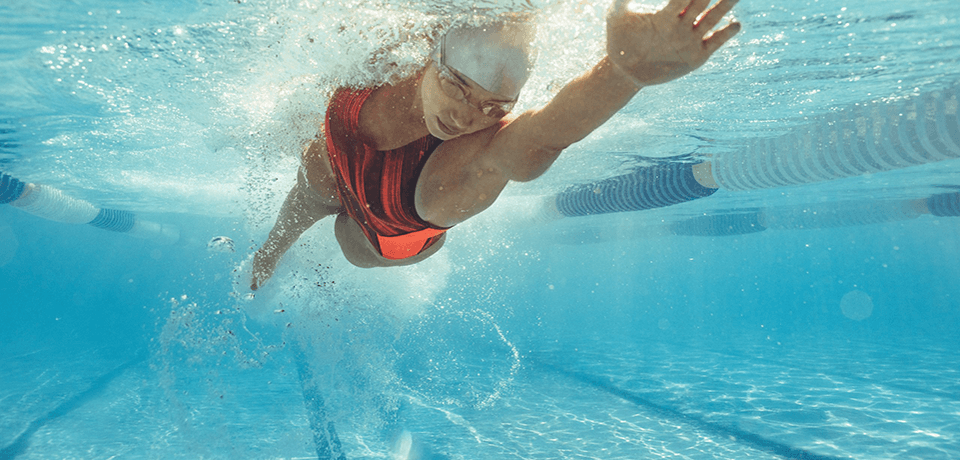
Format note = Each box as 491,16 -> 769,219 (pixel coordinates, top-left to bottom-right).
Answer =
436,21 -> 536,100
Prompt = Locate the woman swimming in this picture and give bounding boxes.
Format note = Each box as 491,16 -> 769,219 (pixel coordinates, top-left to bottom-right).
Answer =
250,0 -> 742,289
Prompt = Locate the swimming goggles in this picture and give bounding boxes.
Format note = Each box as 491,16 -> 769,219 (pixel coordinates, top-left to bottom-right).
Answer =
433,37 -> 516,119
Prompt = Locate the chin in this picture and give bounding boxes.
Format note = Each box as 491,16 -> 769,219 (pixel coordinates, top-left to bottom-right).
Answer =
428,117 -> 460,141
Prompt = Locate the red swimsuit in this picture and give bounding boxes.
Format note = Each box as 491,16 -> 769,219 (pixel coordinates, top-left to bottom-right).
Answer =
324,87 -> 449,260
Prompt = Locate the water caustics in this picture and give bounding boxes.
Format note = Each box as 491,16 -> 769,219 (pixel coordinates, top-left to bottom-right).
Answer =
2,0 -> 960,459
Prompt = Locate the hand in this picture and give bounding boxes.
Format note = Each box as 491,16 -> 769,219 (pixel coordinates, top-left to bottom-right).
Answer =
250,246 -> 278,291
607,0 -> 741,86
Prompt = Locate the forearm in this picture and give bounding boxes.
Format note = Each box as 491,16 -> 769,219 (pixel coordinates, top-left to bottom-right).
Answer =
528,56 -> 641,150
491,56 -> 641,182
261,181 -> 325,253
529,0 -> 740,150
251,176 -> 332,289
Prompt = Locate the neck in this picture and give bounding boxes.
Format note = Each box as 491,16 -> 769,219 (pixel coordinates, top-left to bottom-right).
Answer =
365,72 -> 430,149
397,72 -> 430,134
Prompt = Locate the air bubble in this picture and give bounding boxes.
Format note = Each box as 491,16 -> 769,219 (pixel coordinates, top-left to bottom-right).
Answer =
840,290 -> 874,321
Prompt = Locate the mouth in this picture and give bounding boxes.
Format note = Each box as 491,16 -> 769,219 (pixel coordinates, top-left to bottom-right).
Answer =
436,118 -> 461,137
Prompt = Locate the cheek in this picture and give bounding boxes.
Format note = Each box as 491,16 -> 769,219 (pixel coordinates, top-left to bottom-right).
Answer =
424,97 -> 444,118
421,75 -> 445,114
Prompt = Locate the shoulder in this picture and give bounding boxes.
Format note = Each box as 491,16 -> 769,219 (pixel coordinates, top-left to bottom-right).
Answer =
326,87 -> 375,140
326,86 -> 395,149
328,87 -> 374,115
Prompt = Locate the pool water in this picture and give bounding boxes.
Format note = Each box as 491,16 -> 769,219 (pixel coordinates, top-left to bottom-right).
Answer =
2,0 -> 960,459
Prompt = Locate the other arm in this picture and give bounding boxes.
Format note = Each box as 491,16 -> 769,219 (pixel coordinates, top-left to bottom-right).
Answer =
250,142 -> 341,290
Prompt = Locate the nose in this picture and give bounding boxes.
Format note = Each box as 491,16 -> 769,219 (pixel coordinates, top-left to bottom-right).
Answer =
448,106 -> 478,131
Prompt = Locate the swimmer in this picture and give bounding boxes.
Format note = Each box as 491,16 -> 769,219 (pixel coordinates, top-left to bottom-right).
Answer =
251,0 -> 741,289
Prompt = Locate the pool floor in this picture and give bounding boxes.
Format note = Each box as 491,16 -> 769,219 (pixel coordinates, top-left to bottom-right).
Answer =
3,330 -> 956,459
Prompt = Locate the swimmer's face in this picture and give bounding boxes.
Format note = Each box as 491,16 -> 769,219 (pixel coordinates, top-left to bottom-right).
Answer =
421,60 -> 517,140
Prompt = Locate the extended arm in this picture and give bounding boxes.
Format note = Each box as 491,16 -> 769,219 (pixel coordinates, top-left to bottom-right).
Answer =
493,0 -> 741,180
250,165 -> 340,290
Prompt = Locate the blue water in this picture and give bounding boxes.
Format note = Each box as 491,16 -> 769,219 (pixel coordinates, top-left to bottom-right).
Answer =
2,0 -> 960,459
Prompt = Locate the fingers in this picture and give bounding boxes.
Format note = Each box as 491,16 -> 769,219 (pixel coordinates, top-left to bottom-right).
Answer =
703,21 -> 741,54
250,251 -> 271,290
695,0 -> 739,32
680,0 -> 713,23
250,270 -> 263,290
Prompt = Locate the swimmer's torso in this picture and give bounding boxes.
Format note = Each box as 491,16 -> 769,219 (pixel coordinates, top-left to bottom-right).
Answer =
306,84 -> 529,230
